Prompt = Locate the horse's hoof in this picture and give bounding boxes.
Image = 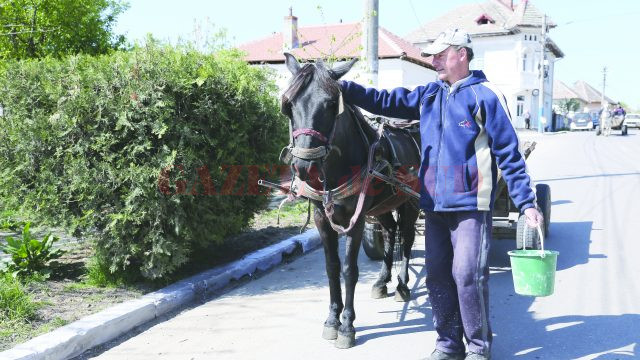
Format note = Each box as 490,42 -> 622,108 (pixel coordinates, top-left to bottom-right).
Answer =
394,285 -> 411,302
322,325 -> 338,340
371,285 -> 387,299
335,332 -> 356,349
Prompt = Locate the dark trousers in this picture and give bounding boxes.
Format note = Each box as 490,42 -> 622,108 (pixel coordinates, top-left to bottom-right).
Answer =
425,211 -> 492,356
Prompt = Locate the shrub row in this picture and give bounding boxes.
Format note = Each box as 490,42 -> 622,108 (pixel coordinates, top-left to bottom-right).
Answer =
0,41 -> 287,279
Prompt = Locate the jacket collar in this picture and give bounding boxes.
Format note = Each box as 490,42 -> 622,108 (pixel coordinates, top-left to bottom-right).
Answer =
437,70 -> 487,93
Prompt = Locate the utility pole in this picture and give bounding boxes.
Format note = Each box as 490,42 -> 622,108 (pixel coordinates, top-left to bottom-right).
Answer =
362,0 -> 379,88
537,14 -> 547,133
601,66 -> 607,108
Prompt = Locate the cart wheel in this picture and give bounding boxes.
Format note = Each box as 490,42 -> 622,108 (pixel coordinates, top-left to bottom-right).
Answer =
622,125 -> 628,136
516,214 -> 541,250
363,222 -> 384,260
535,184 -> 551,237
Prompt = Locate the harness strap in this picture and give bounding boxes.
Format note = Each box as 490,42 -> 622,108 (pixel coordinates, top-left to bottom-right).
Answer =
296,165 -> 368,202
290,146 -> 330,160
383,128 -> 402,168
322,135 -> 382,234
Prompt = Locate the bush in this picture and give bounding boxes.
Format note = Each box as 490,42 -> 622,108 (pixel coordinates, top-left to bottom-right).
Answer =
0,209 -> 27,231
0,223 -> 63,278
0,40 -> 287,279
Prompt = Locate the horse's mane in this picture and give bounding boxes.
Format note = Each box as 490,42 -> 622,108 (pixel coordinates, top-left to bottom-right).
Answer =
281,61 -> 377,141
281,62 -> 341,107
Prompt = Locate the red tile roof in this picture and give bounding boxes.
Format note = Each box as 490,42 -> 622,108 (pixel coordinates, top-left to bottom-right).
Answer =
237,22 -> 433,69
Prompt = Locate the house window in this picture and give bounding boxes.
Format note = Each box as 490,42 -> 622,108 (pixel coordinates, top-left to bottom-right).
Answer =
525,35 -> 528,41
475,14 -> 495,25
522,53 -> 527,71
516,96 -> 525,116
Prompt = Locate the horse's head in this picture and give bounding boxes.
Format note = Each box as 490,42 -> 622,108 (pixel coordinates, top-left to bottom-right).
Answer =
281,53 -> 357,183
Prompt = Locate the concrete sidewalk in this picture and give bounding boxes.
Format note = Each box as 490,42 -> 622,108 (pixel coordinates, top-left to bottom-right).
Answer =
0,230 -> 322,360
77,235 -> 431,360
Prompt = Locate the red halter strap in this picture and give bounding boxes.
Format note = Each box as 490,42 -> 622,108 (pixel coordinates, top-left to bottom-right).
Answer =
292,128 -> 329,144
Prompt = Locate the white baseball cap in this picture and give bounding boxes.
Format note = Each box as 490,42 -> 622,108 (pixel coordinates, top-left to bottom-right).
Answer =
421,28 -> 472,57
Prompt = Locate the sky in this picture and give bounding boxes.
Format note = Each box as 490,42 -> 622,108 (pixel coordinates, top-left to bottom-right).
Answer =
114,0 -> 640,110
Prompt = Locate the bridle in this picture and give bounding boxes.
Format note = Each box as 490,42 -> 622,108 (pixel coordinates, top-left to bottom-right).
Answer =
281,92 -> 345,165
280,87 -> 383,235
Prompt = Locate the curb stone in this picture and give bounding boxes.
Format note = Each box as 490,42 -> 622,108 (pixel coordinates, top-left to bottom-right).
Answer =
0,229 -> 321,360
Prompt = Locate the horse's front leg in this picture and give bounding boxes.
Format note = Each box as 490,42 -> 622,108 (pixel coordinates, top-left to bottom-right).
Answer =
371,212 -> 397,299
394,205 -> 419,302
315,207 -> 343,341
335,217 -> 365,349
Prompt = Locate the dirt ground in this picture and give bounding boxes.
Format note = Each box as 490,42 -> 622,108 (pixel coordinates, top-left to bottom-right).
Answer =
1,202 -> 313,351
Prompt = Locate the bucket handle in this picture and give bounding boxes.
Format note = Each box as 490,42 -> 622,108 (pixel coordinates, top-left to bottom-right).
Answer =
537,225 -> 546,258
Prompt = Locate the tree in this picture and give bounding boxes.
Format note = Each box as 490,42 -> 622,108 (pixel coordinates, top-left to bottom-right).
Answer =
556,98 -> 581,115
618,101 -> 630,110
0,0 -> 128,59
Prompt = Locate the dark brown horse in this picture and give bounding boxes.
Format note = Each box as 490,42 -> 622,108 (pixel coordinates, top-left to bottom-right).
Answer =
281,53 -> 421,348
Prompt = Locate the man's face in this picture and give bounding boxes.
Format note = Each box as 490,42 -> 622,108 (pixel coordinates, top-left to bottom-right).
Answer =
431,46 -> 466,84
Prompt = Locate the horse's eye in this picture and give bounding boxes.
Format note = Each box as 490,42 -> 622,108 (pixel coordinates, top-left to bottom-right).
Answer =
281,103 -> 293,117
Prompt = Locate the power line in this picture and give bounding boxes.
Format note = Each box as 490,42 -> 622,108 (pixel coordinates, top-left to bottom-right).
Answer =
407,0 -> 423,31
556,11 -> 640,27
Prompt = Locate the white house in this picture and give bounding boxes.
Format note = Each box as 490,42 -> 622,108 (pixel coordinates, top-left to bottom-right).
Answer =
237,10 -> 436,100
406,0 -> 564,129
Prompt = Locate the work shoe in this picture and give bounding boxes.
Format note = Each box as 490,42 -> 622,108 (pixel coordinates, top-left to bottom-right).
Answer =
428,349 -> 465,360
465,351 -> 491,360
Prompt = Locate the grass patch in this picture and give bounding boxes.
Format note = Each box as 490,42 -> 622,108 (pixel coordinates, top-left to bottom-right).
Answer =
0,273 -> 42,347
37,317 -> 68,334
85,257 -> 117,288
0,243 -> 148,351
0,273 -> 40,321
250,199 -> 312,229
62,282 -> 96,292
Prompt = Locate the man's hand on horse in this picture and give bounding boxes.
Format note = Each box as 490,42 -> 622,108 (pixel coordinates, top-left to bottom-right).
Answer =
524,207 -> 544,228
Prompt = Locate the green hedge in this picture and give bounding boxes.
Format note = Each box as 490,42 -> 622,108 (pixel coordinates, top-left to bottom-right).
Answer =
0,41 -> 287,279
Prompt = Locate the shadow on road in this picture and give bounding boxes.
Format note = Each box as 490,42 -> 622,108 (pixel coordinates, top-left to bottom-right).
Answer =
547,221 -> 600,271
356,257 -> 432,345
488,220 -> 637,358
551,199 -> 572,206
492,262 -> 638,359
536,172 -> 640,183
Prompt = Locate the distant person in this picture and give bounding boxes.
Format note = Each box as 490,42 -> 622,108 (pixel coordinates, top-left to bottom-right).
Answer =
524,111 -> 531,129
613,103 -> 626,117
601,104 -> 612,136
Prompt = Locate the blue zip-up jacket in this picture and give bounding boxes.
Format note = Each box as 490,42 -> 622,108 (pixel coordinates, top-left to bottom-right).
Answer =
340,70 -> 535,212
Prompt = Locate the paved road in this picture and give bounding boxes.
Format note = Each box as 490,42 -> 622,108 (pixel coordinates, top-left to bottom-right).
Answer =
83,130 -> 640,360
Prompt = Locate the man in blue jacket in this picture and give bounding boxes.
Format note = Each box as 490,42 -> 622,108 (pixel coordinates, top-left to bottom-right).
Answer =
340,28 -> 543,360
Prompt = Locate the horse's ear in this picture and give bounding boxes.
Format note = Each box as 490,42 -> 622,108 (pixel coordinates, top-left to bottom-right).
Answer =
329,58 -> 358,80
284,52 -> 301,75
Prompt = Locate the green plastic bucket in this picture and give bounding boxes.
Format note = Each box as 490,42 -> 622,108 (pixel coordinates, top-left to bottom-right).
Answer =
508,225 -> 559,297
